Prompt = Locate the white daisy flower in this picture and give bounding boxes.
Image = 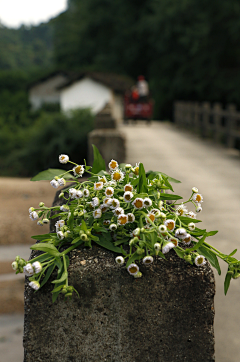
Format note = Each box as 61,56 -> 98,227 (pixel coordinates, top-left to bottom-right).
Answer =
182,233 -> 192,245
176,203 -> 188,216
159,224 -> 167,233
55,219 -> 65,231
92,197 -> 100,207
98,175 -> 107,184
196,205 -> 202,213
105,187 -> 114,198
143,198 -> 152,208
114,207 -> 124,217
94,181 -> 103,191
132,163 -> 140,176
29,211 -> 38,221
195,255 -> 206,267
42,218 -> 49,225
37,220 -> 43,226
188,222 -> 195,231
158,200 -> 165,211
132,198 -> 144,210
69,188 -> 77,199
57,178 -> 66,186
127,213 -> 135,223
193,193 -> 203,203
59,154 -> 69,164
75,190 -> 83,199
50,179 -> 59,189
146,213 -> 155,224
57,231 -> 65,240
162,242 -> 175,254
111,169 -> 124,182
175,228 -> 187,239
100,204 -> 108,213
93,208 -> 102,219
124,183 -> 133,192
110,198 -> 120,209
103,197 -> 112,207
127,263 -> 139,275
150,208 -> 159,214
73,165 -> 84,177
186,211 -> 196,219
164,219 -> 175,232
110,223 -> 118,231
60,205 -> 69,212
143,256 -> 153,265
123,191 -> 133,203
115,256 -> 124,265
103,219 -> 111,226
23,263 -> 34,277
29,281 -> 40,291
83,189 -> 90,197
192,187 -> 198,193
168,237 -> 178,247
108,180 -> 117,186
108,159 -> 119,171
32,261 -> 42,274
117,214 -> 128,225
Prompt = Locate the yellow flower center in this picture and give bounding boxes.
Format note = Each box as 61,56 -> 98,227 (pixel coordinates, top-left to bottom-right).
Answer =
125,194 -> 131,200
134,200 -> 143,208
99,178 -> 106,183
184,236 -> 191,243
129,266 -> 138,274
110,161 -> 117,169
197,257 -> 204,264
103,220 -> 110,226
113,172 -> 121,181
119,216 -> 128,225
167,222 -> 174,230
145,259 -> 152,264
61,156 -> 65,161
128,215 -> 134,222
148,214 -> 155,222
96,182 -> 102,188
101,207 -> 108,213
106,189 -> 112,195
112,200 -> 118,207
134,167 -> 139,175
196,194 -> 202,202
125,185 -> 132,192
75,166 -> 82,175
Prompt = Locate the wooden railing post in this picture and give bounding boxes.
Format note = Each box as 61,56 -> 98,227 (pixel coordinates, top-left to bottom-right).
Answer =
226,104 -> 237,148
213,103 -> 222,143
202,102 -> 211,138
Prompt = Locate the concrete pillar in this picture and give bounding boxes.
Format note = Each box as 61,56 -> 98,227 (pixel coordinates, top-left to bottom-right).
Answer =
23,246 -> 215,362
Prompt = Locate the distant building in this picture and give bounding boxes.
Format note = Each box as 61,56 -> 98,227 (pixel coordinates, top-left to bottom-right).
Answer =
28,71 -> 69,110
28,71 -> 133,121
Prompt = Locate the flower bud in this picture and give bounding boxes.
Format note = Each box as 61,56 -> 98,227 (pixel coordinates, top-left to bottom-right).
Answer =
29,281 -> 40,290
37,220 -> 44,226
65,292 -> 73,298
32,261 -> 42,274
62,287 -> 68,294
29,207 -> 35,213
78,211 -> 84,217
125,164 -> 132,170
15,256 -> 20,262
140,227 -> 145,233
184,255 -> 192,263
115,256 -> 124,265
19,266 -> 23,273
60,205 -> 69,212
159,212 -> 166,219
134,271 -> 142,278
80,233 -> 88,241
43,218 -> 50,224
136,248 -> 144,255
18,259 -> 25,267
39,202 -> 45,207
188,222 -> 195,231
233,272 -> 240,279
154,243 -> 161,251
133,228 -> 140,236
159,224 -> 167,233
59,192 -> 64,198
192,187 -> 198,193
12,261 -> 18,270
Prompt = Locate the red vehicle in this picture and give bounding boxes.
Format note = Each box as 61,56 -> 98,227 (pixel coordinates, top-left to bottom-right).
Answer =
124,93 -> 154,123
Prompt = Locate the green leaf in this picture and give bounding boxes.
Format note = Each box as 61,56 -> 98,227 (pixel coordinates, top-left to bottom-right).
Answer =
119,163 -> 126,171
178,216 -> 202,224
95,235 -> 122,253
71,236 -> 82,244
30,253 -> 52,263
160,193 -> 182,200
30,243 -> 60,257
31,233 -> 57,240
198,246 -> 221,275
174,248 -> 185,258
52,270 -> 67,284
188,233 -> 207,251
91,144 -> 106,174
31,168 -> 74,181
68,211 -> 74,231
40,263 -> 55,288
206,230 -> 218,237
81,220 -> 88,232
190,228 -> 206,236
137,163 -> 147,194
146,171 -> 181,183
114,238 -> 129,246
224,270 -> 232,295
162,176 -> 174,192
223,249 -> 238,260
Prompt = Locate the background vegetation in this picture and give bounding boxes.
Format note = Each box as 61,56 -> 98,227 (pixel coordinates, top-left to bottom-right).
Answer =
1,0 -> 240,176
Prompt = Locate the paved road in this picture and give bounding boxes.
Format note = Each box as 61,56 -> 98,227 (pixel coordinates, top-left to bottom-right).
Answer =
123,121 -> 240,362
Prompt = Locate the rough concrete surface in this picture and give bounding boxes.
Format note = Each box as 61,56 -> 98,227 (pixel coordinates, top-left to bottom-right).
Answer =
23,247 -> 215,362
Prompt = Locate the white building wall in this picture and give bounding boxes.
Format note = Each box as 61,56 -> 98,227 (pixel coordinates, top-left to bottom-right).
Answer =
60,77 -> 112,114
29,74 -> 68,110
111,92 -> 124,122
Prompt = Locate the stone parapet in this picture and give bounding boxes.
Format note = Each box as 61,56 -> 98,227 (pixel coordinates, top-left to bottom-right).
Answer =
23,246 -> 215,362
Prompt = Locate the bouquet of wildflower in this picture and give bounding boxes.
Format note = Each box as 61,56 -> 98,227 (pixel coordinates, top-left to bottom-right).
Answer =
12,145 -> 240,302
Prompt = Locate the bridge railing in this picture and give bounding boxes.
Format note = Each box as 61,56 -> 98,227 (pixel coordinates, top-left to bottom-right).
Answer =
174,101 -> 240,148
